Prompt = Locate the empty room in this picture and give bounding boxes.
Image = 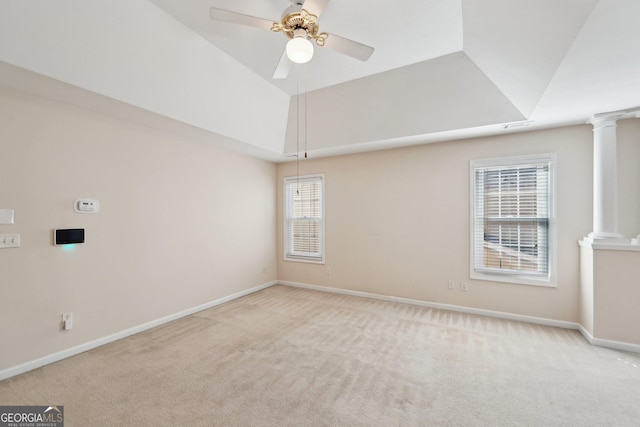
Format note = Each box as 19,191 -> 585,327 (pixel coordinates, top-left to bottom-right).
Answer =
1,0 -> 640,425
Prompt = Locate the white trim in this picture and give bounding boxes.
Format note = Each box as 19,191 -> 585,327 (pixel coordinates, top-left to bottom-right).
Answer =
578,324 -> 594,342
469,153 -> 557,287
4,279 -> 638,381
577,324 -> 640,353
280,280 -> 640,354
0,281 -> 277,381
283,173 -> 326,264
278,280 -> 578,330
579,237 -> 640,251
589,336 -> 640,353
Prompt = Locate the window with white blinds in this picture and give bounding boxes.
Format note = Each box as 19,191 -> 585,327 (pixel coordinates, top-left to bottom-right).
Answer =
284,174 -> 325,263
471,155 -> 555,286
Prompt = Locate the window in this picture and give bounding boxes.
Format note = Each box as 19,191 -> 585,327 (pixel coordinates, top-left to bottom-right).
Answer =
470,154 -> 555,286
284,174 -> 325,263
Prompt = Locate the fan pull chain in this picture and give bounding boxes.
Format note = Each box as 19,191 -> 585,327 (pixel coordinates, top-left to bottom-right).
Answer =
304,63 -> 308,158
296,79 -> 300,195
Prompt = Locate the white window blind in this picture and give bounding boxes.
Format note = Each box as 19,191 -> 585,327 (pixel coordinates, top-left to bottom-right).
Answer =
471,155 -> 554,286
284,174 -> 324,263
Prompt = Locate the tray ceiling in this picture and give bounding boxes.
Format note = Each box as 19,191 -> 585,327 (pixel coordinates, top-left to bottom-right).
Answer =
1,0 -> 639,160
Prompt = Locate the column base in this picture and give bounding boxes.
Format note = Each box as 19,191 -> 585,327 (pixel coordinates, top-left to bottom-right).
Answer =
586,231 -> 626,242
580,233 -> 640,251
581,232 -> 628,248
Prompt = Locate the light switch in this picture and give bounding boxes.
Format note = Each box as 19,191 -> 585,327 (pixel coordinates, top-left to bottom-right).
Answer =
0,209 -> 14,224
0,233 -> 20,249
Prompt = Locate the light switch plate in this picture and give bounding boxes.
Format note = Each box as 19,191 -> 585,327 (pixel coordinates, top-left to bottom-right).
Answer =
0,233 -> 20,249
0,209 -> 14,224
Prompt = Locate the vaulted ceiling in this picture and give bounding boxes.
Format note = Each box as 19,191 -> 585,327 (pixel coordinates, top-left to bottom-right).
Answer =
1,0 -> 639,161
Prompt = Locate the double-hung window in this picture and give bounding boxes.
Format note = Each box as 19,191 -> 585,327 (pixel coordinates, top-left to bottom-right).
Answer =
284,174 -> 325,263
470,154 -> 555,286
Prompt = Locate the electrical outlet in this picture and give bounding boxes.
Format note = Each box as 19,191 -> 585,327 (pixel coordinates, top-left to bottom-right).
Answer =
326,267 -> 332,276
461,282 -> 469,292
448,280 -> 455,290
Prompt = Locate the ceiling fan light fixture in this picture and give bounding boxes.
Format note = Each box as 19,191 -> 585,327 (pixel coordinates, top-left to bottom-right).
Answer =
286,35 -> 314,64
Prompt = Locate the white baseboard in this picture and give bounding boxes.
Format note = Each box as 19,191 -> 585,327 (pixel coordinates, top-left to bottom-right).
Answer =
279,281 -> 640,354
578,324 -> 594,343
0,281 -> 277,382
279,281 -> 579,329
4,279 -> 638,382
589,337 -> 640,353
578,324 -> 640,353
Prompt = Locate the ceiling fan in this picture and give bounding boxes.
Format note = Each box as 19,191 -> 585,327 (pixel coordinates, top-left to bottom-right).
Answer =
210,0 -> 375,79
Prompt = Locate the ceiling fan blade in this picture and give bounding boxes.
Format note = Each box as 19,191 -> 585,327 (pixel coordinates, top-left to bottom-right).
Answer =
322,33 -> 374,61
209,7 -> 275,31
302,0 -> 330,18
272,50 -> 293,79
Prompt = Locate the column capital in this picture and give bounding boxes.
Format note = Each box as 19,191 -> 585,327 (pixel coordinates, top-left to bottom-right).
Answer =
589,113 -> 624,130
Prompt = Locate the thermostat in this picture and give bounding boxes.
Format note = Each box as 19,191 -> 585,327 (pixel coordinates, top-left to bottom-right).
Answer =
74,199 -> 99,213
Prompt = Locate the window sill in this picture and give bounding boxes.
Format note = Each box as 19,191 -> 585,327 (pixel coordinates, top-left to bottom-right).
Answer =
471,270 -> 556,288
284,256 -> 325,265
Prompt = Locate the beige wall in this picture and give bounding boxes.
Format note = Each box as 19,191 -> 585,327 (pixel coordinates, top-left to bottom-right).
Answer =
2,82 -> 638,372
0,87 -> 277,371
278,125 -> 597,322
593,249 -> 640,344
617,119 -> 640,238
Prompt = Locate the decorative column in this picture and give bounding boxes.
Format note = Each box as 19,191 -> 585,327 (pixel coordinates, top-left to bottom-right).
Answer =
578,113 -> 640,350
585,114 -> 625,243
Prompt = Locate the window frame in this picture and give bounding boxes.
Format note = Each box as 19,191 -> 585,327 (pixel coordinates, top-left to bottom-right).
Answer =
470,154 -> 556,287
283,174 -> 325,264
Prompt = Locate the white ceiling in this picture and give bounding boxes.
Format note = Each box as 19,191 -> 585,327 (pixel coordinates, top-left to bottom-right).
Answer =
1,0 -> 639,160
150,0 -> 465,95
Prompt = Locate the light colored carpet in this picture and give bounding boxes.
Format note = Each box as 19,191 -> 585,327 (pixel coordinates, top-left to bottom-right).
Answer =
1,285 -> 639,426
